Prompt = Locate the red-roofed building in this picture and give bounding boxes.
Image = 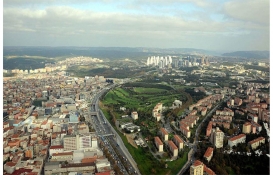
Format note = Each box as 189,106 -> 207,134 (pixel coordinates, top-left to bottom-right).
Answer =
160,128 -> 168,141
190,160 -> 203,175
9,168 -> 33,175
190,160 -> 216,175
4,162 -> 17,174
82,157 -> 98,163
203,147 -> 213,162
228,134 -> 246,147
206,121 -> 213,137
49,145 -> 64,156
180,125 -> 191,138
8,139 -> 20,147
203,166 -> 216,175
173,135 -> 184,150
154,136 -> 163,152
168,140 -> 178,157
248,137 -> 265,150
95,171 -> 113,175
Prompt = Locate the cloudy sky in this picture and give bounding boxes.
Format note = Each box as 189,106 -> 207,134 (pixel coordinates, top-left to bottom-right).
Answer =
3,0 -> 270,51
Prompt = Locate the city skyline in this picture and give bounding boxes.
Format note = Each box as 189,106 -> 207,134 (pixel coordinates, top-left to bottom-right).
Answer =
3,0 -> 270,51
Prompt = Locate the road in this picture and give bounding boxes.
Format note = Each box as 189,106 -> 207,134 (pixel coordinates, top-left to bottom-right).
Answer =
88,84 -> 140,175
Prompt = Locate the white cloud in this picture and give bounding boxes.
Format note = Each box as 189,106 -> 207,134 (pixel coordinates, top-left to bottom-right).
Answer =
3,1 -> 269,50
224,0 -> 269,25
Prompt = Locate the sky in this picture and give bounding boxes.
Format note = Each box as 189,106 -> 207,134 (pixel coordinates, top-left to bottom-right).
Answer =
3,0 -> 270,51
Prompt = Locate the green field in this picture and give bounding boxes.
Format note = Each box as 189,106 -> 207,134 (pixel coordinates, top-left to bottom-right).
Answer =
102,86 -> 186,113
133,87 -> 167,94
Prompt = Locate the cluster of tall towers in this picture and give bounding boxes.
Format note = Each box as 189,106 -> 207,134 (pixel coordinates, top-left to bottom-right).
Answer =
146,56 -> 172,68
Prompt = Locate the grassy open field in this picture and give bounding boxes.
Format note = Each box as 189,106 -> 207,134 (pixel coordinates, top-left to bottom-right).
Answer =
102,86 -> 187,113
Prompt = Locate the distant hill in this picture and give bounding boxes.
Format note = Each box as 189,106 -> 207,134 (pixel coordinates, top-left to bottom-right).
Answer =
222,51 -> 269,59
2,46 -> 223,70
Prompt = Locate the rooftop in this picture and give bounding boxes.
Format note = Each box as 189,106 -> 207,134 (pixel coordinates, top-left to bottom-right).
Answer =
160,128 -> 168,135
154,136 -> 163,145
204,147 -> 214,158
174,135 -> 183,143
248,137 -> 265,145
229,134 -> 246,142
168,140 -> 178,150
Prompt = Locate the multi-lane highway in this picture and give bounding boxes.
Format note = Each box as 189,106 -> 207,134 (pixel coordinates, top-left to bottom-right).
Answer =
88,84 -> 140,175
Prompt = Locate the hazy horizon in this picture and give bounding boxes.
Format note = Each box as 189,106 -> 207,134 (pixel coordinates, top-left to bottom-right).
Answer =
3,0 -> 270,51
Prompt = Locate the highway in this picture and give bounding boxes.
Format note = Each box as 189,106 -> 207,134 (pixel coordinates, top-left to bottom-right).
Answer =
88,84 -> 140,175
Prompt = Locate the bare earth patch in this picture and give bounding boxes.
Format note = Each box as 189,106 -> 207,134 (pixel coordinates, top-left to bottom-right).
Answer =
125,134 -> 138,148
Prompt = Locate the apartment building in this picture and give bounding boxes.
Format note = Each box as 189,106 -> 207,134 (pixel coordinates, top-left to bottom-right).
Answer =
242,122 -> 251,134
203,147 -> 213,162
228,134 -> 246,148
160,128 -> 169,141
173,135 -> 184,150
49,145 -> 64,156
210,127 -> 224,148
206,121 -> 213,137
63,135 -> 78,151
190,160 -> 203,175
190,160 -> 216,175
154,136 -> 163,152
168,140 -> 178,157
248,137 -> 265,150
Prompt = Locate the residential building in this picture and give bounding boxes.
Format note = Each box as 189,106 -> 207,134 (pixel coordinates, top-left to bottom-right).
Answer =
190,160 -> 216,175
160,128 -> 169,141
78,134 -> 92,149
190,160 -> 203,175
201,107 -> 207,116
154,136 -> 163,152
49,145 -> 64,156
172,100 -> 182,109
242,122 -> 251,134
131,111 -> 138,120
63,135 -> 78,150
173,135 -> 184,150
248,137 -> 265,150
168,140 -> 178,157
206,121 -> 213,137
210,127 -> 224,148
203,147 -> 213,162
228,134 -> 246,148
180,124 -> 191,138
